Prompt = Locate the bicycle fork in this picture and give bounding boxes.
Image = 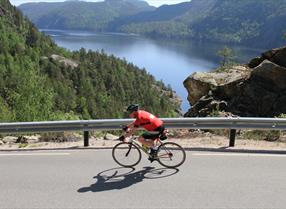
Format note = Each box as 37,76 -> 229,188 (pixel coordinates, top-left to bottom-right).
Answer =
125,144 -> 132,157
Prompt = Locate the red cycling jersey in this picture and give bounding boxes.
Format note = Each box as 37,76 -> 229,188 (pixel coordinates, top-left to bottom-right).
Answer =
132,110 -> 163,131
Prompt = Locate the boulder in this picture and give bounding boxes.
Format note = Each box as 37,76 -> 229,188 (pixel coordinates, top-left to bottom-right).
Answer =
2,136 -> 18,144
251,59 -> 286,90
104,133 -> 118,140
25,135 -> 41,144
248,56 -> 265,68
248,46 -> 286,68
183,65 -> 251,105
183,72 -> 215,105
273,92 -> 286,115
262,46 -> 286,68
184,95 -> 228,117
50,54 -> 79,69
184,45 -> 286,117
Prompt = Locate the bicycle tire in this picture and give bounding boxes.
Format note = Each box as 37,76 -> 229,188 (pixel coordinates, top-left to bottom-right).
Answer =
156,142 -> 186,168
112,142 -> 142,167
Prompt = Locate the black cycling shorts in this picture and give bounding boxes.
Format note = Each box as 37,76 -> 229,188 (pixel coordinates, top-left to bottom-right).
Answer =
142,125 -> 165,140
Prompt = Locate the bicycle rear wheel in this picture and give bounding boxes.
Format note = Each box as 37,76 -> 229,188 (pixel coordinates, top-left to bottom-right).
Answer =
157,142 -> 186,168
112,142 -> 142,167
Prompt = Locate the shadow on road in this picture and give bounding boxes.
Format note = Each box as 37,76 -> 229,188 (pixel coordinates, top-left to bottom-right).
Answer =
77,166 -> 179,193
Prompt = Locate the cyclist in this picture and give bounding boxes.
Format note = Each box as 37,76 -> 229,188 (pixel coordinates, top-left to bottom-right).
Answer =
119,104 -> 167,161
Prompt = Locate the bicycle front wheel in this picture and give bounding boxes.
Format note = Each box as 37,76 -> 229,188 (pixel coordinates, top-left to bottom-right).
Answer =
157,142 -> 186,168
112,142 -> 142,167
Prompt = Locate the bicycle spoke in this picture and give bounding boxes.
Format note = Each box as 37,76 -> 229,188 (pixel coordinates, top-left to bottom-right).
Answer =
157,142 -> 186,168
112,142 -> 142,167
158,152 -> 173,158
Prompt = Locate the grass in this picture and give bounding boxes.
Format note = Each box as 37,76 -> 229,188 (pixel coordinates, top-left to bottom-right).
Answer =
18,143 -> 28,148
240,130 -> 281,142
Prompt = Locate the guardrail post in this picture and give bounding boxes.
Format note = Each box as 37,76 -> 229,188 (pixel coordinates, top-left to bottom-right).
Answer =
229,129 -> 236,147
84,131 -> 89,147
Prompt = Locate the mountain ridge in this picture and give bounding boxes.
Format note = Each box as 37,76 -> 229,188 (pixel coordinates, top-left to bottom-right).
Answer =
19,0 -> 286,48
18,0 -> 155,31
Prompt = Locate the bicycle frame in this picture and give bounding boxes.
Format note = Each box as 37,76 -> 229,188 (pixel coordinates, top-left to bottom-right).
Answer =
126,136 -> 163,157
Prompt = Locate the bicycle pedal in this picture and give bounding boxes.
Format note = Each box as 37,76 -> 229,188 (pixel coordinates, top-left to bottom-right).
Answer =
148,157 -> 154,163
148,156 -> 158,163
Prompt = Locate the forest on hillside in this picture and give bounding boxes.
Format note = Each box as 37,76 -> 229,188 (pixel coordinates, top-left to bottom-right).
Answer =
19,0 -> 286,48
0,0 -> 180,122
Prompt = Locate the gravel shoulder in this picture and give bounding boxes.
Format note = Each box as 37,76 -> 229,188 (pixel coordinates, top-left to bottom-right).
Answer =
1,134 -> 286,152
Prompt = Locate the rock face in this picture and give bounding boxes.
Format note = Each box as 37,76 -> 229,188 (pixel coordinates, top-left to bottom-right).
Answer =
50,54 -> 79,69
0,6 -> 6,17
248,46 -> 286,69
184,46 -> 286,117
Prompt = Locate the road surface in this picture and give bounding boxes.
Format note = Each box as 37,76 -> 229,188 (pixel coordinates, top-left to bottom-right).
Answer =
0,149 -> 285,208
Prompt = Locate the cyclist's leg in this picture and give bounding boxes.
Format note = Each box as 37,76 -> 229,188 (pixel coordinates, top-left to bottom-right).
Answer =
139,126 -> 165,145
139,129 -> 163,148
156,125 -> 168,140
138,134 -> 156,148
141,132 -> 161,161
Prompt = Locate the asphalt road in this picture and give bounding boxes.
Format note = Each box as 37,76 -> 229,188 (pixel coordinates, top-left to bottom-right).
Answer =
0,149 -> 286,209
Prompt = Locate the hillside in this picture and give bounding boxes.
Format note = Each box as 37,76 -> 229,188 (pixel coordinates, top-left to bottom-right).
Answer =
0,0 -> 180,122
118,0 -> 286,48
19,0 -> 286,48
18,0 -> 155,31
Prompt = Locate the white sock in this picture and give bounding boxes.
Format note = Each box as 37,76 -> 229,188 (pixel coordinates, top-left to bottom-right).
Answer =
151,146 -> 158,150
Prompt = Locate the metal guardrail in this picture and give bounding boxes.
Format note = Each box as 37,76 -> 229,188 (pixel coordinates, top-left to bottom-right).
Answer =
1,117 -> 286,147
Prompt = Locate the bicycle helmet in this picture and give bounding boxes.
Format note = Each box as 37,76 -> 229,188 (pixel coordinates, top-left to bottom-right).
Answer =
126,104 -> 139,113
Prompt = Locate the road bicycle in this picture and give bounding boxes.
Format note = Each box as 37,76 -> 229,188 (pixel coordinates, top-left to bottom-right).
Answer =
112,134 -> 186,168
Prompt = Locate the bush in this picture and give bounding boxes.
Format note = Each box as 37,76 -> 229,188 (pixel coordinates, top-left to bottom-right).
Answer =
241,130 -> 281,142
39,132 -> 81,142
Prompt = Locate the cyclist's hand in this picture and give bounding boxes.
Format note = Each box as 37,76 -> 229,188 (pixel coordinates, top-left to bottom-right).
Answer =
122,125 -> 130,133
122,125 -> 128,131
118,136 -> 125,141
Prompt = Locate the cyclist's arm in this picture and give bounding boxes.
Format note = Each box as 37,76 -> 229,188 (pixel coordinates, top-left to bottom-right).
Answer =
125,127 -> 138,138
120,119 -> 140,141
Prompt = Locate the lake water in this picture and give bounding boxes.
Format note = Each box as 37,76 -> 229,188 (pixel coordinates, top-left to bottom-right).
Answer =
42,29 -> 263,112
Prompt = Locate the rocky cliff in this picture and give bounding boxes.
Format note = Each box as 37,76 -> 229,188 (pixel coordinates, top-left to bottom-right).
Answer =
184,46 -> 286,117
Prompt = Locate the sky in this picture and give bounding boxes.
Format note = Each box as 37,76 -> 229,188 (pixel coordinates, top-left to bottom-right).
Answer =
10,0 -> 190,7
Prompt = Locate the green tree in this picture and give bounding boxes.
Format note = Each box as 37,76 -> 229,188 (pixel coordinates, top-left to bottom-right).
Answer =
0,96 -> 14,122
217,46 -> 236,67
9,69 -> 54,122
